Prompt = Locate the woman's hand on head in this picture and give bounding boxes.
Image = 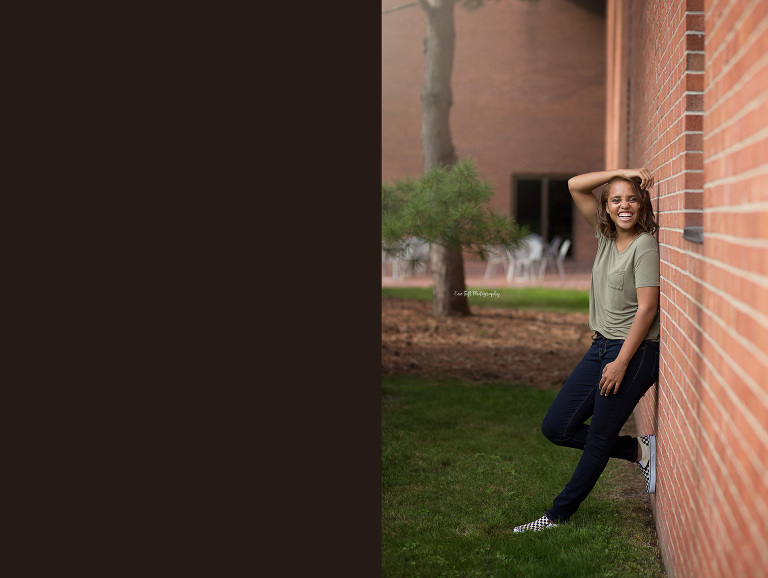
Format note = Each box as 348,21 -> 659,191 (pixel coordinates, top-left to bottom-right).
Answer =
623,168 -> 654,190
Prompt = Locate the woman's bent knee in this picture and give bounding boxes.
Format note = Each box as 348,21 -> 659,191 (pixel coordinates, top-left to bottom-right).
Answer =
541,417 -> 566,445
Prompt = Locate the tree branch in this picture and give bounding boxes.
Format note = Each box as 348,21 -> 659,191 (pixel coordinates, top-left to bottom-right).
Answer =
382,2 -> 419,14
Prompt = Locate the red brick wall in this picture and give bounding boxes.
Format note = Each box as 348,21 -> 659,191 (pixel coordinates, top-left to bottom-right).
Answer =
382,0 -> 606,265
608,0 -> 768,576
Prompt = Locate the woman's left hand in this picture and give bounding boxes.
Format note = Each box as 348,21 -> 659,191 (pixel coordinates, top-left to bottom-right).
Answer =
599,359 -> 628,395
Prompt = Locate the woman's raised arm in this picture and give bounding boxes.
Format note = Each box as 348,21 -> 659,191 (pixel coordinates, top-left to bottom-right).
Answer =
568,169 -> 654,232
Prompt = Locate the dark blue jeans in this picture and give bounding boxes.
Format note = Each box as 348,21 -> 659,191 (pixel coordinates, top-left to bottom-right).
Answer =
541,332 -> 659,523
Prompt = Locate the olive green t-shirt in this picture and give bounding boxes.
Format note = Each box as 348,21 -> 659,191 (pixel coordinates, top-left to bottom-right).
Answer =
589,231 -> 660,341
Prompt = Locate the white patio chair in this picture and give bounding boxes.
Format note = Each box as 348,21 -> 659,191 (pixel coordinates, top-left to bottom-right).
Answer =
385,236 -> 430,280
538,236 -> 563,279
507,236 -> 544,282
382,247 -> 391,277
554,238 -> 571,279
405,237 -> 430,275
483,244 -> 510,279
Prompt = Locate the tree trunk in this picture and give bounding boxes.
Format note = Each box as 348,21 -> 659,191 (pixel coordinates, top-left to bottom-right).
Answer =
419,0 -> 470,316
431,244 -> 470,316
420,0 -> 456,169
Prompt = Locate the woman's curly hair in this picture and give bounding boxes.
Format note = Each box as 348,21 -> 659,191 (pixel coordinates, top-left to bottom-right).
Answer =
596,176 -> 658,239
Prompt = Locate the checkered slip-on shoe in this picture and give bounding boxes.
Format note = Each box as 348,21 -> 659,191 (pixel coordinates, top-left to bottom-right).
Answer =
513,515 -> 558,533
637,434 -> 657,494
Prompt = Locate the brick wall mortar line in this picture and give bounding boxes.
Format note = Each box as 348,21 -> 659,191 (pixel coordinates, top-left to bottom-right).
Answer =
658,305 -> 768,571
639,131 -> 704,167
660,242 -> 768,289
656,193 -> 705,200
651,90 -> 706,129
648,7 -> 700,85
643,120 -> 704,165
704,163 -> 768,188
659,339 -> 695,397
648,147 -> 704,169
706,0 -> 767,68
635,93 -> 704,161
659,309 -> 705,394
669,396 -> 699,445
658,170 -> 705,182
706,0 -> 739,42
697,395 -> 768,533
704,123 -> 768,163
706,233 -> 768,249
690,294 -> 768,369
760,536 -> 768,571
694,443 -> 756,571
659,316 -> 700,392
637,71 -> 706,159
661,8 -> 706,55
705,201 -> 768,213
661,302 -> 768,453
655,212 -> 703,218
664,254 -> 768,328
705,50 -> 768,125
656,187 -> 705,198
632,29 -> 706,157
663,267 -> 768,406
658,321 -> 707,535
658,169 -> 705,183
659,332 -> 703,416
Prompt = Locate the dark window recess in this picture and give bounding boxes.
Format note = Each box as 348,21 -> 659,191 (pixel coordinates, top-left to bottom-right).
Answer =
548,180 -> 572,243
514,177 -> 573,253
516,180 -> 542,236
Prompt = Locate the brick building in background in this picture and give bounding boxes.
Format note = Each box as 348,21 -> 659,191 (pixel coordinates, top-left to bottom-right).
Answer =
382,0 -> 607,265
609,1 -> 768,576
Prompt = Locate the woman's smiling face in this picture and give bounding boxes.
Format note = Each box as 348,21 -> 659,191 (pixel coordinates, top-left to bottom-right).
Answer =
605,180 -> 640,233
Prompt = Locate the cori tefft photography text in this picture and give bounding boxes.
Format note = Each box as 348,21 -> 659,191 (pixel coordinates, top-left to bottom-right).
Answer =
453,290 -> 500,298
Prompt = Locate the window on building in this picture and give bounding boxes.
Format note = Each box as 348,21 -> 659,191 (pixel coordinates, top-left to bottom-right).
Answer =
513,176 -> 573,252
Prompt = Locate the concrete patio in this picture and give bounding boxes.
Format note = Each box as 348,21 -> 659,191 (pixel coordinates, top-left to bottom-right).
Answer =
382,259 -> 592,290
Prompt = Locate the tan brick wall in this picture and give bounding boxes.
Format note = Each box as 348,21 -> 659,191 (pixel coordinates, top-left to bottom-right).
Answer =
382,0 -> 606,265
608,0 -> 768,575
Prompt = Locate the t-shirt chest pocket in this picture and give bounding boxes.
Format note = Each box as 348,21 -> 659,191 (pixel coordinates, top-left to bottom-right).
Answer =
608,269 -> 625,291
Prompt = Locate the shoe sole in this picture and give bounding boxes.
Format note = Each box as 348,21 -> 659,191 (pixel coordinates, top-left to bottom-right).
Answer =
648,435 -> 657,493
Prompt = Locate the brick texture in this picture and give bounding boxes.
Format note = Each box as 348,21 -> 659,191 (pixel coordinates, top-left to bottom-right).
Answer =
608,0 -> 768,576
382,0 -> 606,265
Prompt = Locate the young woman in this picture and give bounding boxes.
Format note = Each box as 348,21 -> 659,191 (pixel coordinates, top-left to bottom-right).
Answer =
513,168 -> 660,533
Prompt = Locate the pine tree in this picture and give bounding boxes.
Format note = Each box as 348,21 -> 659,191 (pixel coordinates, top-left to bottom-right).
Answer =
384,0 -> 535,315
383,157 -> 528,316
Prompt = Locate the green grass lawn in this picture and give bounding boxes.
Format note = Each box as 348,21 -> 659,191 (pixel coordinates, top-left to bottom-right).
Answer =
381,287 -> 589,314
382,375 -> 664,578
